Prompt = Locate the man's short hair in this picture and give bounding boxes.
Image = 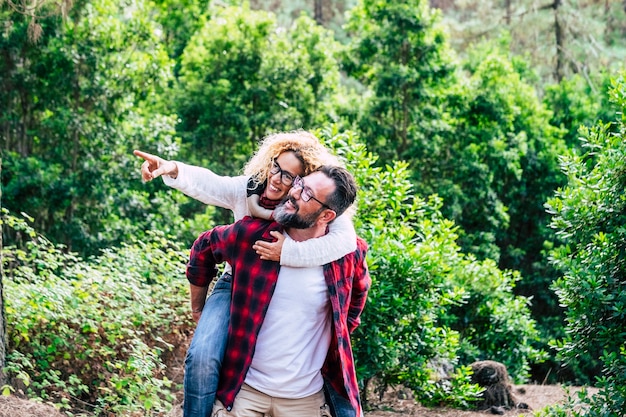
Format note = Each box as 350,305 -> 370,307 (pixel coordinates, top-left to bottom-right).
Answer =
316,165 -> 357,217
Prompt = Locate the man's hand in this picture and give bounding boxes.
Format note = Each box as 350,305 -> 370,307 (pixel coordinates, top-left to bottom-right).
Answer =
192,310 -> 203,324
133,149 -> 179,181
253,231 -> 285,262
189,283 -> 208,324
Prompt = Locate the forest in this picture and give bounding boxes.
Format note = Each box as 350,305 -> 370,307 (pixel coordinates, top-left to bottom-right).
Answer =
1,0 -> 625,416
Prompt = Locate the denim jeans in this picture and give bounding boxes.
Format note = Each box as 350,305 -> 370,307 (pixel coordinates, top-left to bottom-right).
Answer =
183,272 -> 232,417
324,379 -> 362,417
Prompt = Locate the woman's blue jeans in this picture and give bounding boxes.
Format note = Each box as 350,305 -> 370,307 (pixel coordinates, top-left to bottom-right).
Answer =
324,379 -> 360,417
183,272 -> 232,417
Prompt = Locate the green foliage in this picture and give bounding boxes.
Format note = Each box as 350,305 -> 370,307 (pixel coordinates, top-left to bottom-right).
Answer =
321,127 -> 542,407
543,74 -> 614,149
151,0 -> 211,64
0,0 -> 181,257
546,73 -> 626,415
344,10 -> 569,379
443,38 -> 567,263
343,0 -> 456,165
418,365 -> 482,410
419,39 -> 571,382
176,4 -> 344,174
441,257 -> 547,382
1,209 -> 192,415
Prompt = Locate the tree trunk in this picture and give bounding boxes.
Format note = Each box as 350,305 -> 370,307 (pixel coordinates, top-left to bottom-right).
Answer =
505,0 -> 512,25
0,156 -> 6,386
553,0 -> 565,82
314,0 -> 323,24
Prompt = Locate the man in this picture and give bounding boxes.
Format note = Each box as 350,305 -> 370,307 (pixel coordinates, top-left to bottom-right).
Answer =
186,165 -> 370,417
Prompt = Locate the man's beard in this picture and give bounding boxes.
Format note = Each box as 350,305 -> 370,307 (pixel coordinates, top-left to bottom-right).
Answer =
273,197 -> 323,229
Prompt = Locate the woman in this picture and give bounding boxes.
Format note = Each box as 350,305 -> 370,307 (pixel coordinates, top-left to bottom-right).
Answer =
134,130 -> 357,417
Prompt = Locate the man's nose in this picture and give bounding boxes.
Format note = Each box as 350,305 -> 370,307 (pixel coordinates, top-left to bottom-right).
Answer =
289,185 -> 303,199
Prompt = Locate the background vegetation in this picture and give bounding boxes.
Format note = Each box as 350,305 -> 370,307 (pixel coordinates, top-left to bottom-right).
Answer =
1,0 -> 625,416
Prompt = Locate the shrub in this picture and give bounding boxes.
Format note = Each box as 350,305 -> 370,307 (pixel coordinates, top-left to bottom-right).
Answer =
2,209 -> 193,415
322,127 -> 542,408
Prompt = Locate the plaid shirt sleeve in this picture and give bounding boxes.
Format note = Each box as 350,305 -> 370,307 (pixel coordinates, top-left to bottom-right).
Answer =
322,236 -> 371,417
347,237 -> 370,333
187,224 -> 238,287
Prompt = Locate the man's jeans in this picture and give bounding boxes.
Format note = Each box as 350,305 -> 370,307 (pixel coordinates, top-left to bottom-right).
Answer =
183,273 -> 232,417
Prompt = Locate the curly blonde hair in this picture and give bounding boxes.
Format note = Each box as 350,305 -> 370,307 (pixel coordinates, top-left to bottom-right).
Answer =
244,130 -> 341,188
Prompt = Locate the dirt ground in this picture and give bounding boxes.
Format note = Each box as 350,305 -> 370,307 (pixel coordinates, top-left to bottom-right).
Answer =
361,383 -> 597,417
0,382 -> 596,417
0,336 -> 599,417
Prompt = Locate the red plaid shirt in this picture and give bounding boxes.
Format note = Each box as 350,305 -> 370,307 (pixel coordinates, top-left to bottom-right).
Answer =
187,216 -> 370,415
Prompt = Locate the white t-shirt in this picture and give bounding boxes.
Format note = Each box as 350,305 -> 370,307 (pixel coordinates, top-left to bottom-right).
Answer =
245,235 -> 332,398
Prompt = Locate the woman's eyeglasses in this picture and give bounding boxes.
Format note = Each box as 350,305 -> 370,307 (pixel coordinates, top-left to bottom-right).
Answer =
269,160 -> 296,186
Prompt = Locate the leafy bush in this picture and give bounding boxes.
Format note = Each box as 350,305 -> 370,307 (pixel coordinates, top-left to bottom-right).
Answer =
322,127 -> 543,408
442,257 -> 547,382
1,209 -> 193,415
343,136 -> 478,408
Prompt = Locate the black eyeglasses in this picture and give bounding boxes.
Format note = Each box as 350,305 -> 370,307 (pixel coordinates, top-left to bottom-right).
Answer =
292,176 -> 333,211
269,160 -> 296,186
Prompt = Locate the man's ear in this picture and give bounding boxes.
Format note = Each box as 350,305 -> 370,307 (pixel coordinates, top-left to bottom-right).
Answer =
319,208 -> 337,224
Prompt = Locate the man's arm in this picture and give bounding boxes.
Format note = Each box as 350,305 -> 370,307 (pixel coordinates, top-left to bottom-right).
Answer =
186,226 -> 236,320
187,230 -> 220,287
347,237 -> 371,333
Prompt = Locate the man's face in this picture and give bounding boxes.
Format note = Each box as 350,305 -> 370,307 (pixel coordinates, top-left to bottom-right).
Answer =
273,171 -> 334,229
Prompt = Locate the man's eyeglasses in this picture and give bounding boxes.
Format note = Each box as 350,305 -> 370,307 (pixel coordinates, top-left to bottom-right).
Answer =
269,160 -> 296,186
292,176 -> 333,211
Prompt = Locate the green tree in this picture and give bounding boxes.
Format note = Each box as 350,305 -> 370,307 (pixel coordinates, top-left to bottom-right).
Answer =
543,72 -> 619,148
151,0 -> 211,69
1,0 -> 179,256
546,73 -> 626,413
432,40 -> 571,381
176,5 -> 344,177
449,38 -> 567,294
343,0 -> 455,166
0,0 -> 76,386
428,37 -> 567,266
343,1 -> 561,380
